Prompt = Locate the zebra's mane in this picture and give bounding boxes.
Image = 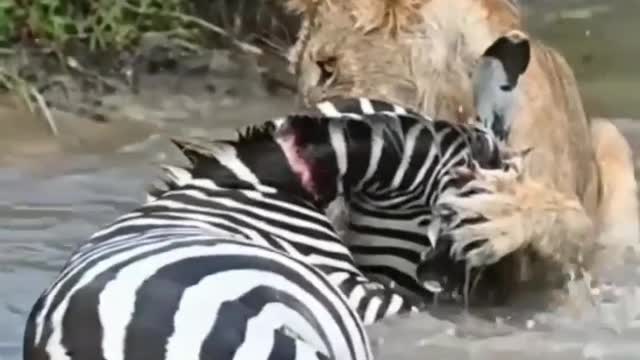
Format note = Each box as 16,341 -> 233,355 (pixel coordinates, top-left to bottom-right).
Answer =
236,120 -> 280,142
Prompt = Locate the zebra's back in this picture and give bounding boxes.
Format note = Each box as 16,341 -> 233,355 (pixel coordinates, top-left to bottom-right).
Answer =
24,230 -> 372,360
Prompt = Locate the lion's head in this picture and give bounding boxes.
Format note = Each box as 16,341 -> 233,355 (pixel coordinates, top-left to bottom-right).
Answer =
284,0 -> 526,127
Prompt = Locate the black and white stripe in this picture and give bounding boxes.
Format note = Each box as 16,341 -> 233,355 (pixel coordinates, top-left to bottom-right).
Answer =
24,97 -> 505,360
24,230 -> 372,360
308,97 -> 504,298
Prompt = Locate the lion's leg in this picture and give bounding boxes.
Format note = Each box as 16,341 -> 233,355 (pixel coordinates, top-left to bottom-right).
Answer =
590,118 -> 639,272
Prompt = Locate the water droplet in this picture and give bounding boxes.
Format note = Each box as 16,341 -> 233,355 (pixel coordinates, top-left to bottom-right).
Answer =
526,319 -> 535,329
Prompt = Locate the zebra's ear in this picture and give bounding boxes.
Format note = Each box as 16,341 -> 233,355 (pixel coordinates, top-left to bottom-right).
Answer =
472,30 -> 530,141
169,137 -> 212,165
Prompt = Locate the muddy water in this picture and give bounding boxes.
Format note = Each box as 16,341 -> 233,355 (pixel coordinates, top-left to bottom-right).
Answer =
1,1 -> 640,360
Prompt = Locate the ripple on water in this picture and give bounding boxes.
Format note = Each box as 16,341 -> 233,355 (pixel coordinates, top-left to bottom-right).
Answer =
0,153 -> 154,359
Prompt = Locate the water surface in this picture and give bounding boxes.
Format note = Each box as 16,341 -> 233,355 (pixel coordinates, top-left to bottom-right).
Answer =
1,1 -> 640,359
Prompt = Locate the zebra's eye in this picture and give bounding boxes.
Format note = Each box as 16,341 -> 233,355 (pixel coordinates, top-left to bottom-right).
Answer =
316,57 -> 337,85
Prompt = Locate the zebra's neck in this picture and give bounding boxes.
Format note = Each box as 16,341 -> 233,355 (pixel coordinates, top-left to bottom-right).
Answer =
276,112 -> 502,208
150,108 -> 502,210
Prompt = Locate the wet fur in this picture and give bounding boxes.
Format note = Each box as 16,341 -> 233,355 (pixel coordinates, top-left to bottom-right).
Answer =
283,0 -> 639,304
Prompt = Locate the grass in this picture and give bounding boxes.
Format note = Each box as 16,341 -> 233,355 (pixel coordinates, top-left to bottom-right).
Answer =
0,0 -> 201,51
0,63 -> 58,136
0,0 -> 297,56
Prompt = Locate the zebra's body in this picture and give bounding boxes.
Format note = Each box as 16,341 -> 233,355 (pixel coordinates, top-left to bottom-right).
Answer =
308,97 -> 503,298
24,229 -> 372,360
24,97 -> 504,360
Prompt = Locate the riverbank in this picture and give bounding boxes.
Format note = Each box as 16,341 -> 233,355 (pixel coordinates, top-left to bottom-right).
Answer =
0,30 -> 298,164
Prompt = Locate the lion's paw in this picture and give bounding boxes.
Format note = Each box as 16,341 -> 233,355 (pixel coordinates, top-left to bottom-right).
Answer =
446,213 -> 526,268
435,161 -> 530,268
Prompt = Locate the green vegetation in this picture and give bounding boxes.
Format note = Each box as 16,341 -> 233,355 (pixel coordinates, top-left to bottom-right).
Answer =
0,0 -> 202,51
0,0 -> 283,128
0,0 -> 298,132
0,0 -> 297,52
0,0 -> 213,134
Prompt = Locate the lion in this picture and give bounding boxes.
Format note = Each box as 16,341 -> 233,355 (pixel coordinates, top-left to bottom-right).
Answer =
280,0 -> 639,305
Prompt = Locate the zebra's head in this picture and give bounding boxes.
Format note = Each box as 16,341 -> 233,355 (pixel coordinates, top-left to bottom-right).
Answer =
471,30 -> 531,142
146,121 -> 314,204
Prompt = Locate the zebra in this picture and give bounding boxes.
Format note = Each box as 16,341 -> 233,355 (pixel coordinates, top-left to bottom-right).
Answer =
24,231 -> 373,360
306,96 -> 505,300
23,101 -> 506,360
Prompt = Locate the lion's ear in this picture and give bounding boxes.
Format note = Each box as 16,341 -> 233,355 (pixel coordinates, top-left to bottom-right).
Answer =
472,30 -> 531,141
481,30 -> 530,89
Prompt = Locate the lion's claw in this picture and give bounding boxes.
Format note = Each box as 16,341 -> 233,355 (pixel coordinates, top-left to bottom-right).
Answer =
449,237 -> 490,264
433,154 -> 531,269
464,241 -> 501,267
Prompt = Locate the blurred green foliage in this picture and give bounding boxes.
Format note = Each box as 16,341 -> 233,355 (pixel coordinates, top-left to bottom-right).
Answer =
0,0 -> 199,50
0,0 -> 301,123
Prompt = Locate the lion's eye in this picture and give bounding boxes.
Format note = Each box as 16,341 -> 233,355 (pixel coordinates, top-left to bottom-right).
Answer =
316,57 -> 337,85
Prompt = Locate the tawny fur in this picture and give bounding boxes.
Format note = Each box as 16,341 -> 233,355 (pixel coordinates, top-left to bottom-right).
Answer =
589,119 -> 640,272
282,0 -> 639,303
441,159 -> 597,270
351,0 -> 424,34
